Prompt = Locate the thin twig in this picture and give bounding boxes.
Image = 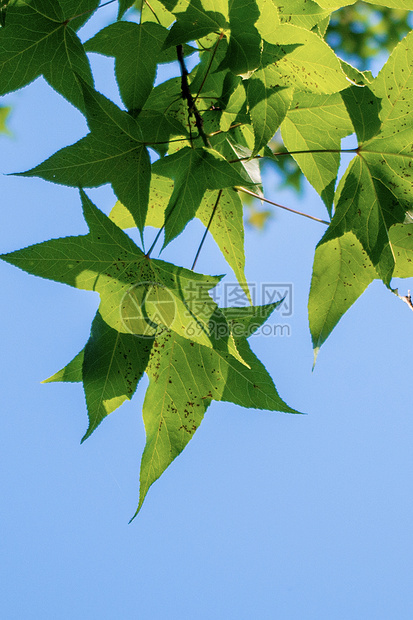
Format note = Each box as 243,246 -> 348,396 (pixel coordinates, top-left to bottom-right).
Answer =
228,147 -> 359,165
144,137 -> 195,147
193,32 -> 224,107
191,190 -> 223,270
237,187 -> 330,225
67,0 -> 116,23
270,148 -> 359,157
146,225 -> 165,258
143,0 -> 162,24
146,198 -> 182,258
207,122 -> 244,137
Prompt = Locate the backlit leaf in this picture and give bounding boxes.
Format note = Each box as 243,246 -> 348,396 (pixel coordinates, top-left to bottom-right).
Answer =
85,22 -> 168,112
261,24 -> 348,94
281,92 -> 353,213
1,191 -> 244,359
134,302 -> 299,516
247,67 -> 292,154
326,31 -> 413,284
0,0 -> 94,111
18,80 -> 151,234
152,146 -> 249,246
81,312 -> 154,441
308,231 -> 376,361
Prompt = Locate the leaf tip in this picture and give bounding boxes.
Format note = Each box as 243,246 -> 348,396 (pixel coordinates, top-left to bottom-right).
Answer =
312,347 -> 320,371
129,498 -> 145,523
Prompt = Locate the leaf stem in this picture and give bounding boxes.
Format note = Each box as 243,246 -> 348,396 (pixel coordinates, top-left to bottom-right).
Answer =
207,122 -> 244,137
237,187 -> 330,226
146,198 -> 182,258
228,147 -> 359,164
270,148 -> 359,157
146,225 -> 165,258
191,190 -> 223,270
193,32 -> 224,107
67,0 -> 116,23
143,0 -> 162,24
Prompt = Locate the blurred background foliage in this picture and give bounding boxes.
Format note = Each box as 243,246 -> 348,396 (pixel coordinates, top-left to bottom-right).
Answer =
327,3 -> 411,70
257,2 -> 412,228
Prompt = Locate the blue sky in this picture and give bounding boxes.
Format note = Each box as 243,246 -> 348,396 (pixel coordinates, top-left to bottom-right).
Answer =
1,4 -> 413,619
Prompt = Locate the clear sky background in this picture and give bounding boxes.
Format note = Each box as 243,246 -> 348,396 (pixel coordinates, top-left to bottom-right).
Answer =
1,5 -> 413,619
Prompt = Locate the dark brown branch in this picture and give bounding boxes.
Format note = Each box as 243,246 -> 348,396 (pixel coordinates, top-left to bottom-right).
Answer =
177,44 -> 211,148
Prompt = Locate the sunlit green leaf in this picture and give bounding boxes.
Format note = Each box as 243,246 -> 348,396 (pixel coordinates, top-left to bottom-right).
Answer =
81,312 -> 154,441
134,302 -> 299,517
18,80 -> 151,234
261,24 -> 348,94
247,67 -> 292,154
308,231 -> 376,361
152,146 -> 249,246
326,31 -> 413,284
0,0 -> 94,111
85,22 -> 168,112
219,0 -> 262,76
281,92 -> 353,213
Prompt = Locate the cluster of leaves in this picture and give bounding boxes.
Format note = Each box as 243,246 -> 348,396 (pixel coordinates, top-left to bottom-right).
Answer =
0,0 -> 412,518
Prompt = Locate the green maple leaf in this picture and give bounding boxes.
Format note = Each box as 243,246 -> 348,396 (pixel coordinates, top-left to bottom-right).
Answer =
135,302 -> 300,518
44,350 -> 85,384
277,0 -> 330,30
45,311 -> 154,440
196,188 -> 251,302
322,30 -> 413,285
281,92 -> 353,213
152,146 -> 250,246
390,223 -> 413,278
18,79 -> 152,234
0,0 -> 98,111
110,179 -> 251,301
219,0 -> 261,76
43,301 -> 299,517
308,232 -> 377,362
139,0 -> 175,27
219,74 -> 247,132
1,190 -> 246,360
163,0 -> 227,48
211,124 -> 265,190
85,21 -> 170,113
117,0 -> 135,18
315,1 -> 413,8
261,24 -> 348,94
246,67 -> 293,155
81,312 -> 155,441
309,221 -> 413,360
255,0 -> 280,41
